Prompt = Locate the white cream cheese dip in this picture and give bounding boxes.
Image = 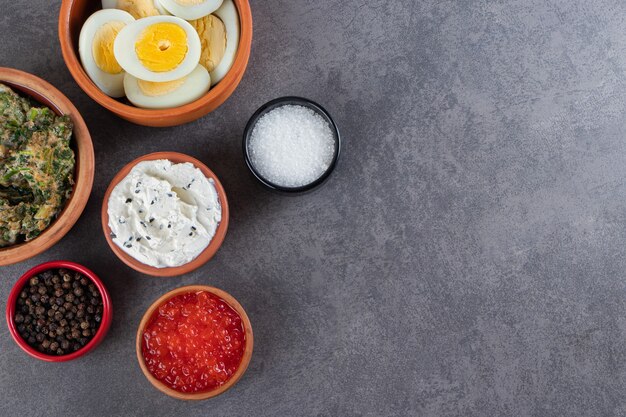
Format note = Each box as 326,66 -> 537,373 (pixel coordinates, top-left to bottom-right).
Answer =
107,159 -> 222,268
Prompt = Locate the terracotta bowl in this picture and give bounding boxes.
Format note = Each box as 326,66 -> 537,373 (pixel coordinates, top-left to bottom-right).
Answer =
58,0 -> 253,127
6,260 -> 113,362
101,152 -> 229,277
136,285 -> 253,400
0,68 -> 95,266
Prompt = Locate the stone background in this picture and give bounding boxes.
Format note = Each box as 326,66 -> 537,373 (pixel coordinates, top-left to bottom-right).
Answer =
2,0 -> 626,416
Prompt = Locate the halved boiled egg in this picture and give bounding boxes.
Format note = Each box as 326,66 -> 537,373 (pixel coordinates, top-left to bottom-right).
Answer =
79,9 -> 135,97
189,14 -> 225,74
124,64 -> 210,109
114,16 -> 201,82
157,0 -> 223,21
101,0 -> 168,18
209,0 -> 239,85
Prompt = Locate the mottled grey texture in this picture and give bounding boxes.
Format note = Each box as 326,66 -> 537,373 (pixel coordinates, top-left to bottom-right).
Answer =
1,0 -> 626,415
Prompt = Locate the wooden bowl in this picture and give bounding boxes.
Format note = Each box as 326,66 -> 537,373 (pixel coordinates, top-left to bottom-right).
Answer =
136,285 -> 253,400
58,0 -> 253,127
0,67 -> 95,266
101,152 -> 229,277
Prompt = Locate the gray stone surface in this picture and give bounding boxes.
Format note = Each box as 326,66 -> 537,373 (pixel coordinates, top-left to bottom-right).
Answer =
1,0 -> 626,415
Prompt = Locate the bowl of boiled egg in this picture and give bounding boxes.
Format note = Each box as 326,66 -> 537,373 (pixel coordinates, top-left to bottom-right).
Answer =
59,0 -> 252,127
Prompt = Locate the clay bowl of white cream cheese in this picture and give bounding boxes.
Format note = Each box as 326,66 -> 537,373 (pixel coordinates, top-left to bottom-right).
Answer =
101,152 -> 228,277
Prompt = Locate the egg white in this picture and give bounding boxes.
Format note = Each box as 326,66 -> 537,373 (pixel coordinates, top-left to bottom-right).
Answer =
102,0 -> 170,15
124,64 -> 210,109
157,0 -> 223,20
211,0 -> 239,86
153,0 -> 171,15
114,15 -> 201,82
79,9 -> 135,97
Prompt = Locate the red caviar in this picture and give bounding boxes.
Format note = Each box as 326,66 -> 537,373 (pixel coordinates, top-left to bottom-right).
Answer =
142,291 -> 246,393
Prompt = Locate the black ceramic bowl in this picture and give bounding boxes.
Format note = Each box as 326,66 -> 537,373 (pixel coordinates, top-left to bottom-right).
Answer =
243,97 -> 341,194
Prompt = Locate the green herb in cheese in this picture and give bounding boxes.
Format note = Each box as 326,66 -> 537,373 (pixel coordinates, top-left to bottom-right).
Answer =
0,83 -> 75,246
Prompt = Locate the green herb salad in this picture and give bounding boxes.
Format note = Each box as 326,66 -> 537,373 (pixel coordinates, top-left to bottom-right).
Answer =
0,83 -> 75,247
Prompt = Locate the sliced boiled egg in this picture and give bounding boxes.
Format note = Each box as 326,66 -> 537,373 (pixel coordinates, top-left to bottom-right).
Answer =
114,15 -> 201,82
79,9 -> 135,97
124,64 -> 210,109
209,0 -> 239,86
157,0 -> 223,20
101,0 -> 168,18
189,14 -> 226,74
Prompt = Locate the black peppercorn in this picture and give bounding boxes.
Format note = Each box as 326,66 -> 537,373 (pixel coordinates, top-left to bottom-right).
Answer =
14,269 -> 104,356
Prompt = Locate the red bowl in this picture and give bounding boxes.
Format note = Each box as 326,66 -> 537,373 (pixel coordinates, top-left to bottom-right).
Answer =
6,261 -> 113,362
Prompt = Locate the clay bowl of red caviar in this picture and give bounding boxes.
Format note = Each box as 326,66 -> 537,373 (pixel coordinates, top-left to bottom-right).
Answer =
136,285 -> 253,400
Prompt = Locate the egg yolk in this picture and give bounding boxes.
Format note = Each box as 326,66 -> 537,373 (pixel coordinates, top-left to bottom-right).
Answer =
116,0 -> 160,18
135,23 -> 188,72
137,76 -> 187,96
92,21 -> 126,74
190,15 -> 226,72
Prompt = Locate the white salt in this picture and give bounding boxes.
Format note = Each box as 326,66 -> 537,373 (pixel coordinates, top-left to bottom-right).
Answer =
248,104 -> 336,188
